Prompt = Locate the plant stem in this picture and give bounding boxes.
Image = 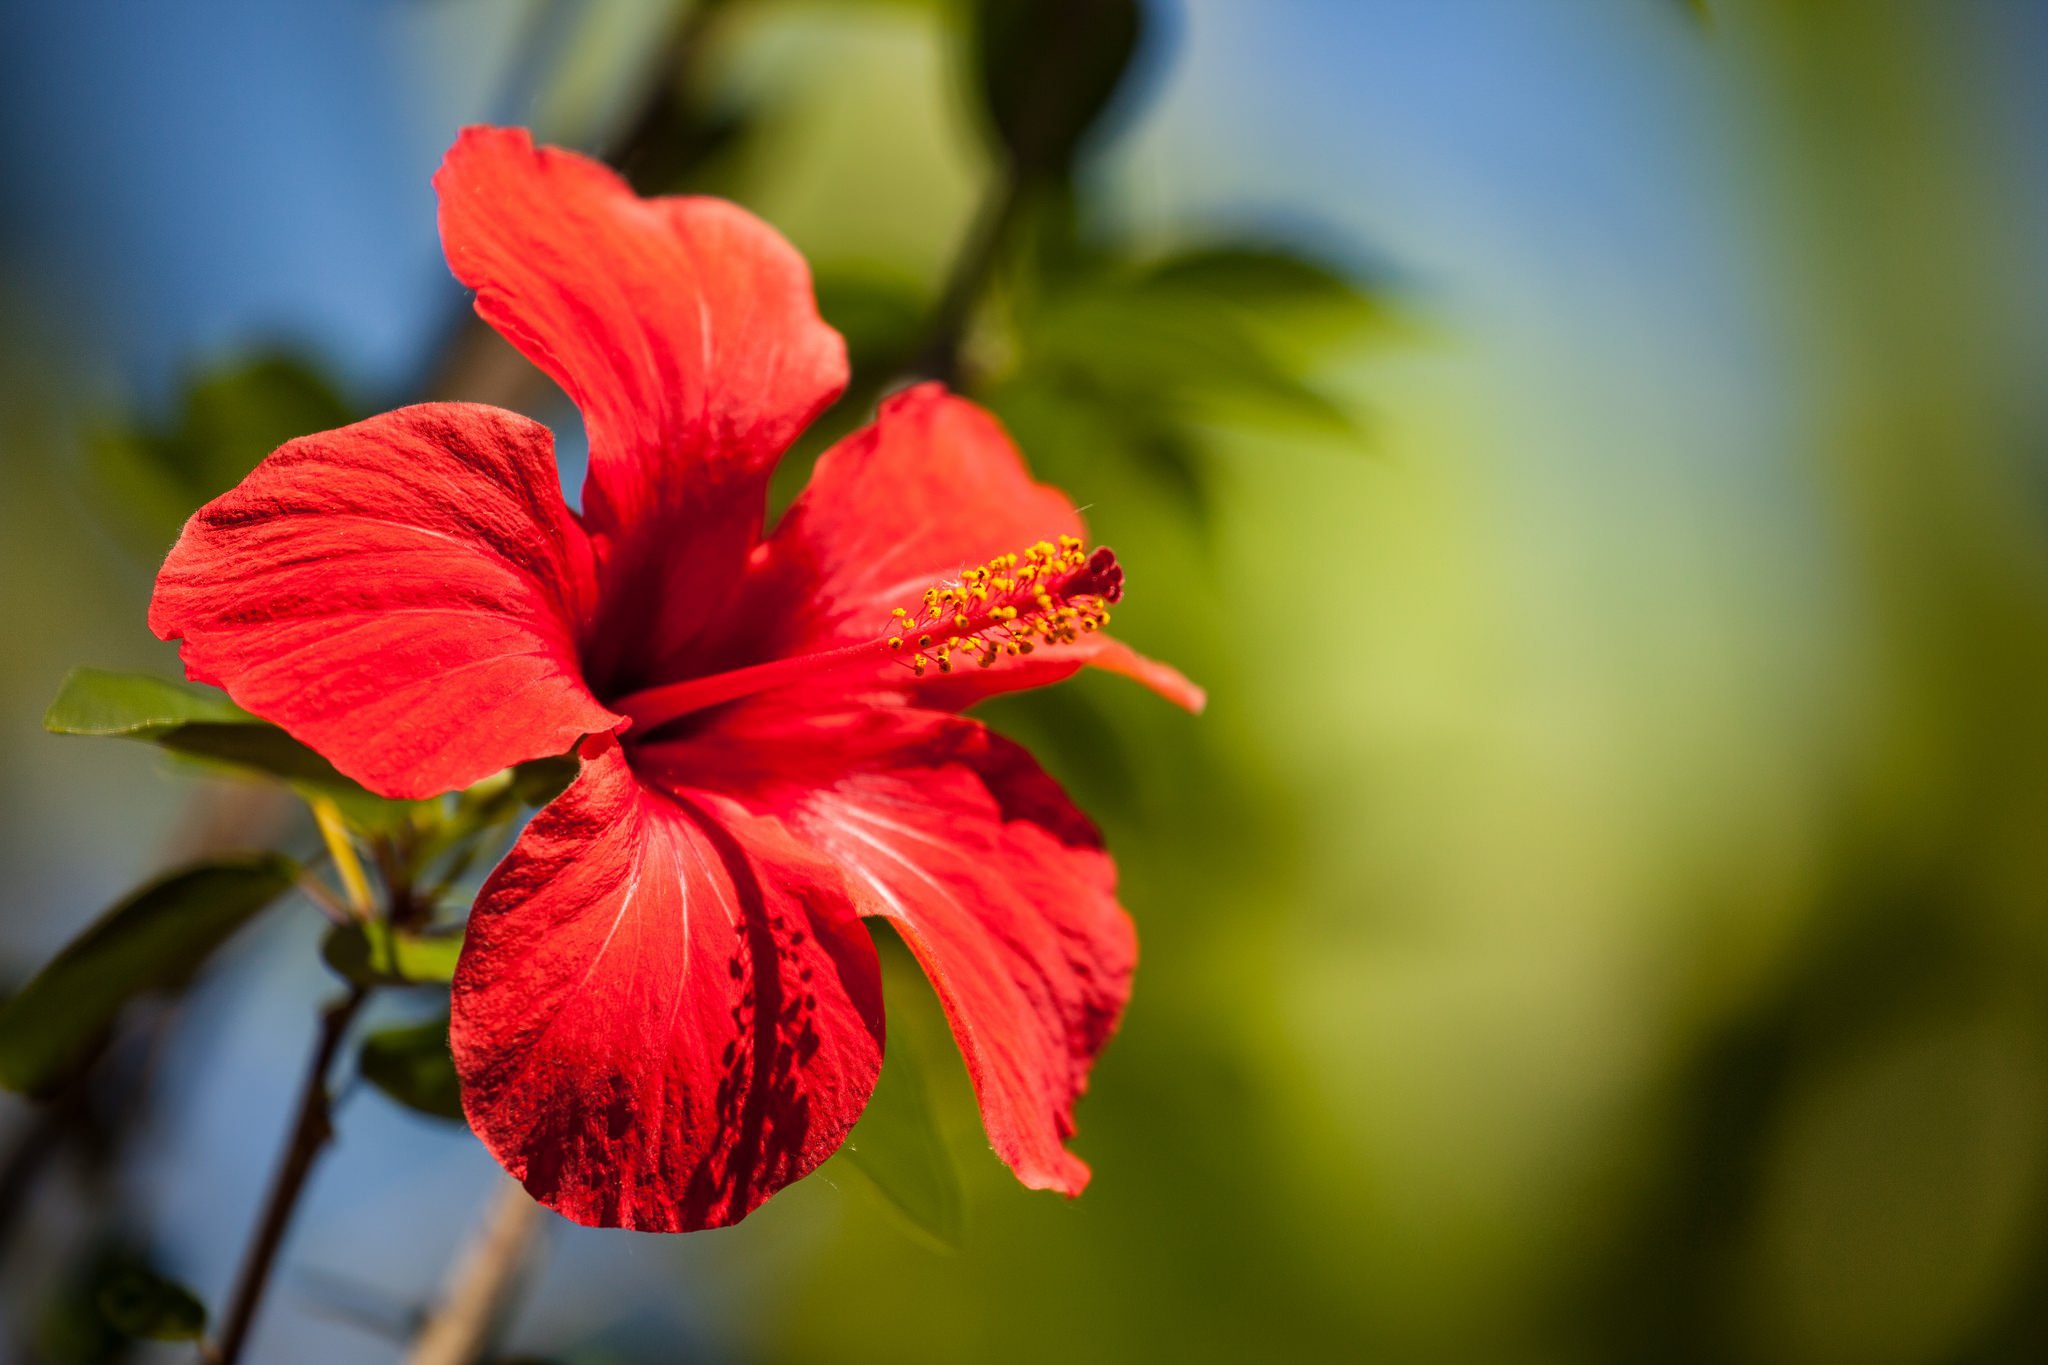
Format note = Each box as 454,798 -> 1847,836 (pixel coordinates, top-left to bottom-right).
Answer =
209,985 -> 369,1365
912,165 -> 1029,387
403,1178 -> 545,1365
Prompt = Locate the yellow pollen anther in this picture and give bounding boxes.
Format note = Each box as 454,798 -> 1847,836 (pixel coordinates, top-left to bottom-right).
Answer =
877,536 -> 1123,680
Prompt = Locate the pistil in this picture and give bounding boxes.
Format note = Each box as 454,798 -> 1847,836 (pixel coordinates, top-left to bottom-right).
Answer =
612,536 -> 1122,735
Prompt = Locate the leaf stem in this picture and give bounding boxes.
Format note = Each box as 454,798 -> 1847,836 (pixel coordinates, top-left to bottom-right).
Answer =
209,985 -> 369,1365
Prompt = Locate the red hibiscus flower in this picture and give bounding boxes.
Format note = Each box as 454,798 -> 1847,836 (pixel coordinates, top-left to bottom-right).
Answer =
148,127 -> 1201,1232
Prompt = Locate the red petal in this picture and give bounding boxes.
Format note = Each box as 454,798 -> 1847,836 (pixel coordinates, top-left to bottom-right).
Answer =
648,704 -> 1133,1194
451,734 -> 884,1231
149,403 -> 620,800
435,127 -> 848,680
760,383 -> 1201,711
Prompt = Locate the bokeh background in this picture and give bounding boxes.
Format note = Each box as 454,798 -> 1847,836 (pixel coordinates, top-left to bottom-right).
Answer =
6,0 -> 2048,1361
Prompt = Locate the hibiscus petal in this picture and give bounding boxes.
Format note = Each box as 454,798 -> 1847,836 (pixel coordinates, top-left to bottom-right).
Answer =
652,705 -> 1134,1195
452,734 -> 884,1231
149,403 -> 620,800
435,126 -> 848,680
761,383 -> 1202,712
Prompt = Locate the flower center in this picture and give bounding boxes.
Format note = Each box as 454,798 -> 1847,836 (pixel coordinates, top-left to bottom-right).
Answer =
612,535 -> 1122,735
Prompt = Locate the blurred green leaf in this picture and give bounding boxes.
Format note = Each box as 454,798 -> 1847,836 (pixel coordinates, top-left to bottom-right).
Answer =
0,856 -> 299,1096
840,1033 -> 963,1250
1138,243 -> 1396,352
164,354 -> 352,491
1029,286 -> 1364,439
972,0 -> 1143,177
95,1266 -> 207,1342
987,372 -> 1215,534
358,1015 -> 466,1122
89,351 -> 353,551
996,233 -> 1394,471
973,655 -> 1142,818
35,1243 -> 145,1362
510,754 -> 580,808
422,754 -> 577,860
1142,244 -> 1366,306
1004,179 -> 1110,300
814,269 -> 929,375
322,920 -> 463,988
44,668 -> 416,828
1125,420 -> 1216,528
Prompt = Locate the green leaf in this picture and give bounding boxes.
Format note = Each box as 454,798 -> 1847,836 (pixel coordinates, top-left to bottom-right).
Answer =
972,0 -> 1143,177
41,666 -> 252,736
322,920 -> 463,988
0,856 -> 299,1096
95,1266 -> 208,1342
44,668 -> 416,828
840,1036 -> 964,1250
358,1015 -> 465,1122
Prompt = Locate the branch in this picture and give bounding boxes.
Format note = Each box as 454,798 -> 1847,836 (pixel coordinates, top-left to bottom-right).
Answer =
207,986 -> 369,1365
403,1179 -> 546,1365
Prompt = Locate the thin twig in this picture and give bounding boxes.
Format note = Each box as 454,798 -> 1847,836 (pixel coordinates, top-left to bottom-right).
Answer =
294,872 -> 356,926
403,1179 -> 546,1365
207,986 -> 370,1365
